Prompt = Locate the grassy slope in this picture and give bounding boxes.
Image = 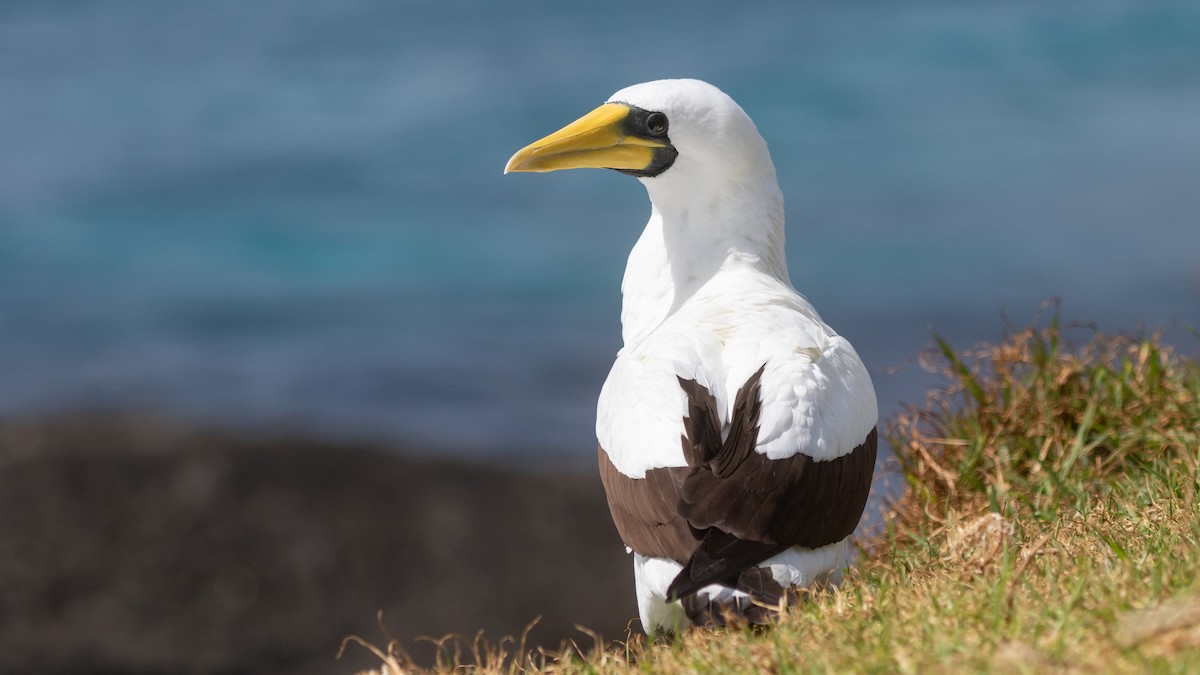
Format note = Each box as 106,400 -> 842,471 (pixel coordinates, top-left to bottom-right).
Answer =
349,316 -> 1200,673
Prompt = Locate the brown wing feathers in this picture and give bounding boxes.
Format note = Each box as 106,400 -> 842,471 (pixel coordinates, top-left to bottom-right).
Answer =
678,376 -> 723,468
597,449 -> 694,562
598,365 -> 878,602
670,366 -> 788,600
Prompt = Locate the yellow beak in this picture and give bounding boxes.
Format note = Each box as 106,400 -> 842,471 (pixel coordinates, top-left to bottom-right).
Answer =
504,103 -> 669,174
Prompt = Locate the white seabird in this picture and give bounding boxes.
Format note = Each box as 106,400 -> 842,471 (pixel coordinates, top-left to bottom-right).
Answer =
505,79 -> 878,634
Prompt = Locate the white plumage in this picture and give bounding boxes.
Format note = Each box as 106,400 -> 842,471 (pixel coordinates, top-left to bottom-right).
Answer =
507,79 -> 877,634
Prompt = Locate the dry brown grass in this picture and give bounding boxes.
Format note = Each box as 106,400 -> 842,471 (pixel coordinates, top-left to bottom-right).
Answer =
890,313 -> 1198,522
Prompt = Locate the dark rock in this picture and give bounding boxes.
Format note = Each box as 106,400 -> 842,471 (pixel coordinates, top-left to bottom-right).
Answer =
0,414 -> 635,674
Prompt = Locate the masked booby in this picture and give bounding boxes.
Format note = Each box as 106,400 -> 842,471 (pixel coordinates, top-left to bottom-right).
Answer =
505,79 -> 878,634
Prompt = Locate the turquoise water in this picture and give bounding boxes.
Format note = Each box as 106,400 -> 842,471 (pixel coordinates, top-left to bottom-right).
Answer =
2,1 -> 1199,459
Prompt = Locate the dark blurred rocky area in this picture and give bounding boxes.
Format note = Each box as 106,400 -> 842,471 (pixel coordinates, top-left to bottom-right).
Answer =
0,414 -> 635,674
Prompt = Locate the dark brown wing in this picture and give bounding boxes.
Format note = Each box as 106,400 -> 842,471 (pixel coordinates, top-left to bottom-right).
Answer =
597,447 -> 694,562
597,365 -> 877,601
678,367 -> 878,549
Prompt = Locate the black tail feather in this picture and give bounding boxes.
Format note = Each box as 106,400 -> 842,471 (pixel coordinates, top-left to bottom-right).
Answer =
666,529 -> 788,600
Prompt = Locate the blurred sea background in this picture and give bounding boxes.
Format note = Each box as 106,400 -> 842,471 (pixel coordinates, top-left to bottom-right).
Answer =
3,0 -> 1199,460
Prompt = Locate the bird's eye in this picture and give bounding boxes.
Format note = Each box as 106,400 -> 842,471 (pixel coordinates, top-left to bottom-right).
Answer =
645,112 -> 668,136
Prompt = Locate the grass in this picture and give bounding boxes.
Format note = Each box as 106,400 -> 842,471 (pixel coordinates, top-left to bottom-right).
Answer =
345,312 -> 1200,673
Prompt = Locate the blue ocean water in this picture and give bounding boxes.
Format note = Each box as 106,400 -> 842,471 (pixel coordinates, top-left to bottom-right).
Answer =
2,1 -> 1198,462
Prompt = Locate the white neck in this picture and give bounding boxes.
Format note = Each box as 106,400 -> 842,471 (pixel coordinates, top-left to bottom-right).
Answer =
619,171 -> 789,346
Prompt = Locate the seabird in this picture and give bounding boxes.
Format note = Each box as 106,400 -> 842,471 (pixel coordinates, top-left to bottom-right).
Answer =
505,79 -> 877,634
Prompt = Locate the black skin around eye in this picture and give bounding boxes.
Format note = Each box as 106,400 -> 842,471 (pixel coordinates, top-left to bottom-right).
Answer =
646,112 -> 668,136
613,105 -> 678,177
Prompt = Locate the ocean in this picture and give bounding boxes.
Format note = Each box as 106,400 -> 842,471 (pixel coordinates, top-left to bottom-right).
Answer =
2,0 -> 1198,463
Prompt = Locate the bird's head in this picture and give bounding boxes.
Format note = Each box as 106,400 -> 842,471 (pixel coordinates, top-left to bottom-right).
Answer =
504,79 -> 775,193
